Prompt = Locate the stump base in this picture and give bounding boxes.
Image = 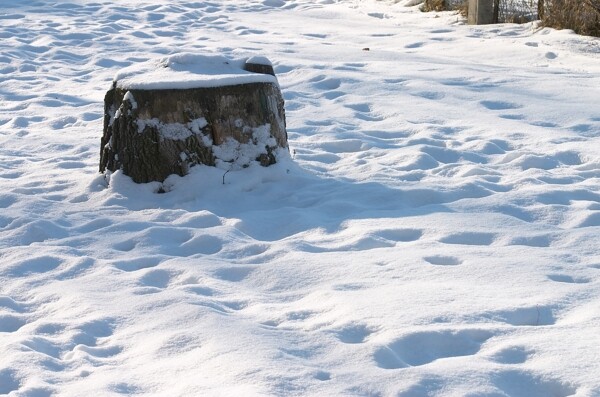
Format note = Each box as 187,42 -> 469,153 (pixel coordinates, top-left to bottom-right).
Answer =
99,55 -> 287,183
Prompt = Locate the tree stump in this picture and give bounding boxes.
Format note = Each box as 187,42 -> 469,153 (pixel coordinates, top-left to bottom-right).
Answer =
99,54 -> 287,183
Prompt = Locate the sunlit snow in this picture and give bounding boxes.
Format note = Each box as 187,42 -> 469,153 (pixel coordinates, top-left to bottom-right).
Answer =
1,0 -> 599,396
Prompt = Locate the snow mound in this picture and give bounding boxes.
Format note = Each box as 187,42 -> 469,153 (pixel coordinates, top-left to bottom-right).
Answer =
114,53 -> 278,90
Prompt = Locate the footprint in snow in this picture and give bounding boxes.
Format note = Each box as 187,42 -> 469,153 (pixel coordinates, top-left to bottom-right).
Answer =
111,383 -> 143,395
156,334 -> 202,357
480,100 -> 523,111
220,243 -> 269,260
213,266 -> 254,282
286,310 -> 315,321
139,269 -> 172,289
4,255 -> 63,277
482,306 -> 556,326
65,344 -> 122,360
332,62 -> 366,71
113,239 -> 137,252
178,234 -> 223,256
547,274 -> 589,284
0,369 -> 20,395
303,33 -> 328,39
113,257 -> 162,272
405,42 -> 425,49
334,323 -> 375,344
367,12 -> 387,19
34,322 -> 66,336
332,283 -> 367,291
314,370 -> 331,381
574,212 -> 600,227
507,234 -> 553,247
172,212 -> 222,228
488,345 -> 532,364
314,77 -> 341,91
530,120 -> 559,128
185,285 -> 216,297
424,255 -> 462,266
374,329 -> 494,368
56,161 -> 86,169
491,369 -> 576,397
49,116 -> 77,129
440,232 -> 496,246
430,29 -> 453,34
0,313 -> 27,333
499,113 -> 526,120
220,300 -> 248,311
21,337 -> 63,359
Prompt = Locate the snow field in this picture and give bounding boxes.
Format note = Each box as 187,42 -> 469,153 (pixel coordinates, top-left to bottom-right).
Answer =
1,0 -> 600,396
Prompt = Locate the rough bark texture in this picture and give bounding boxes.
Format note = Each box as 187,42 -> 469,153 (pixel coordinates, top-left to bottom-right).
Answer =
243,62 -> 275,76
100,81 -> 287,183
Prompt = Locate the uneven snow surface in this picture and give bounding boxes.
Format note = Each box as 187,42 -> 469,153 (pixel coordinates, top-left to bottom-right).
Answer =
114,53 -> 278,90
1,0 -> 600,396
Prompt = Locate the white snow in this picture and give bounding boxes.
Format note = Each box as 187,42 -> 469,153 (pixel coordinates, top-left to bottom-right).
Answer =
246,55 -> 274,66
1,0 -> 600,396
123,91 -> 138,110
136,117 -> 210,142
114,53 -> 278,90
212,124 -> 280,170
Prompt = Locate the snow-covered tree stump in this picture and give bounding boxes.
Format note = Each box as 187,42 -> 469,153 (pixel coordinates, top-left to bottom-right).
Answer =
100,54 -> 287,183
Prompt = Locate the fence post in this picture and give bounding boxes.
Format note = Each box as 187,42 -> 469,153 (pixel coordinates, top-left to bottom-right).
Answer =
468,0 -> 497,24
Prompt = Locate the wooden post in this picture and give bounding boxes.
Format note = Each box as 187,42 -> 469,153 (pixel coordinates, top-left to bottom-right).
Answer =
468,0 -> 496,24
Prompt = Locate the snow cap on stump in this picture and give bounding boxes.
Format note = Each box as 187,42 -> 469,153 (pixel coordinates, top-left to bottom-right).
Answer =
100,53 -> 288,184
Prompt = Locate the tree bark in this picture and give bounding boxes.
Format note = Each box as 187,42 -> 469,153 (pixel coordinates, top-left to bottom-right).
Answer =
100,81 -> 287,184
